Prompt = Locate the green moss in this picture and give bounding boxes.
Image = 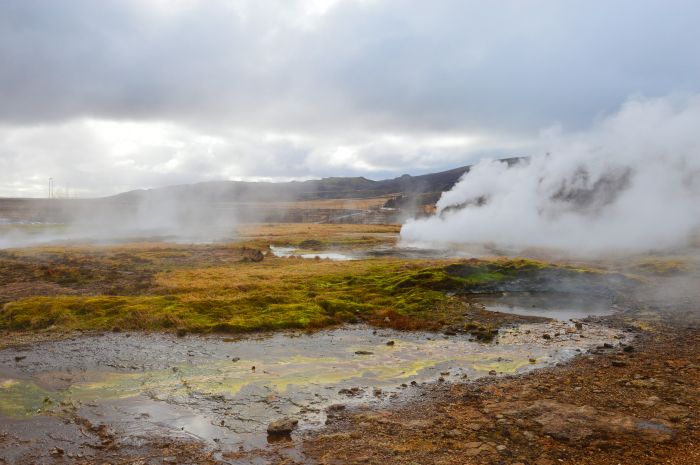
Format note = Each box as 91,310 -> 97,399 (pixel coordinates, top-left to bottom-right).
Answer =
0,257 -> 574,335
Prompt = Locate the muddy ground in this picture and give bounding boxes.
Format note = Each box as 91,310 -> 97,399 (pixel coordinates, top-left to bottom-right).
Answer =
3,319 -> 697,465
304,330 -> 700,465
1,228 -> 699,465
300,275 -> 700,465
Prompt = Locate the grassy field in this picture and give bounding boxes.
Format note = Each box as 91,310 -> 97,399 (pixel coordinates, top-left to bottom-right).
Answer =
234,223 -> 400,249
0,224 -> 613,340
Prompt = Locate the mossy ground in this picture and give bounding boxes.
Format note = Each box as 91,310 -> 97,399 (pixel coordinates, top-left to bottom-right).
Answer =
0,225 -> 599,338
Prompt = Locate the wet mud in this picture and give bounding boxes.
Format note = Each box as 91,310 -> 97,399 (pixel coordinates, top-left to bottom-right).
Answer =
0,322 -> 625,463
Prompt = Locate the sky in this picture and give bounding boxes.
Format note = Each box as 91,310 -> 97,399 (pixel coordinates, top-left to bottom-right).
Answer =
1,0 -> 699,198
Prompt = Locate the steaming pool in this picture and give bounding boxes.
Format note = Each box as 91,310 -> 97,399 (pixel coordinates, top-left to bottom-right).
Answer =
0,322 -> 627,460
269,245 -> 355,261
474,292 -> 616,321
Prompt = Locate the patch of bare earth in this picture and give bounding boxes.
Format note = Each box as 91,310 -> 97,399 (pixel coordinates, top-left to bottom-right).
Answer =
303,329 -> 700,465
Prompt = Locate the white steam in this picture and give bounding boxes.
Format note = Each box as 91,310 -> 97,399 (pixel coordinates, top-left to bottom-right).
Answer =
0,194 -> 238,249
401,95 -> 700,254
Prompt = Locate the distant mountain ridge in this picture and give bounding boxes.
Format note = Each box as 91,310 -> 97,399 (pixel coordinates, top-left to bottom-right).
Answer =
0,158 -> 524,225
110,158 -> 522,203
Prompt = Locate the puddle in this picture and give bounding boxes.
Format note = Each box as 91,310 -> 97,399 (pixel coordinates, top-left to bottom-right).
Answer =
473,292 -> 615,321
269,246 -> 354,261
0,324 -> 624,455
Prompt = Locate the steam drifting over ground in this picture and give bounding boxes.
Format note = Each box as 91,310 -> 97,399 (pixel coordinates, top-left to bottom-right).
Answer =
401,95 -> 700,255
0,193 -> 239,248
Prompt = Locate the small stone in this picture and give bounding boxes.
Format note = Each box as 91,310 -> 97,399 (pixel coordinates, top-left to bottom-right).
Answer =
386,340 -> 395,346
354,350 -> 374,355
231,357 -> 240,362
49,447 -> 64,456
338,387 -> 364,396
267,418 -> 298,436
496,444 -> 507,452
488,370 -> 497,376
611,359 -> 627,367
14,356 -> 26,362
542,334 -> 552,340
529,358 -> 537,364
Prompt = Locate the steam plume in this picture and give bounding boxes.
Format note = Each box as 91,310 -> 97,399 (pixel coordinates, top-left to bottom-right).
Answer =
401,95 -> 700,254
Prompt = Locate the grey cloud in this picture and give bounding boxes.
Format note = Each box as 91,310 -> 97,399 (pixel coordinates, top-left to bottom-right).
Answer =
1,0 -> 699,197
1,0 -> 699,131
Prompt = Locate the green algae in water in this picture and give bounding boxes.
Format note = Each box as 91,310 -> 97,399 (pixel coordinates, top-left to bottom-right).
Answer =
0,378 -> 57,417
1,342 -> 532,419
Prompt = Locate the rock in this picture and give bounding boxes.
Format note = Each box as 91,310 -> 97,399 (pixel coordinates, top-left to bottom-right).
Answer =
611,359 -> 627,367
355,350 -> 374,355
636,396 -> 660,407
267,418 -> 298,436
575,321 -> 584,330
526,400 -> 673,443
386,340 -> 395,346
338,387 -> 364,396
659,405 -> 690,422
529,358 -> 537,364
496,444 -> 507,452
623,345 -> 635,352
14,356 -> 26,362
49,447 -> 64,456
327,404 -> 346,412
542,334 -> 552,340
239,247 -> 264,262
467,423 -> 482,431
489,370 -> 497,376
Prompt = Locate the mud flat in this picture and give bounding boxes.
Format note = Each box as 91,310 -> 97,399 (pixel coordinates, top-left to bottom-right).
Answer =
0,320 -> 625,464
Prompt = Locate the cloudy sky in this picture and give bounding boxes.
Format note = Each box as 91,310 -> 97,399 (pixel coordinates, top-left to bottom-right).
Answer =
1,0 -> 699,197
